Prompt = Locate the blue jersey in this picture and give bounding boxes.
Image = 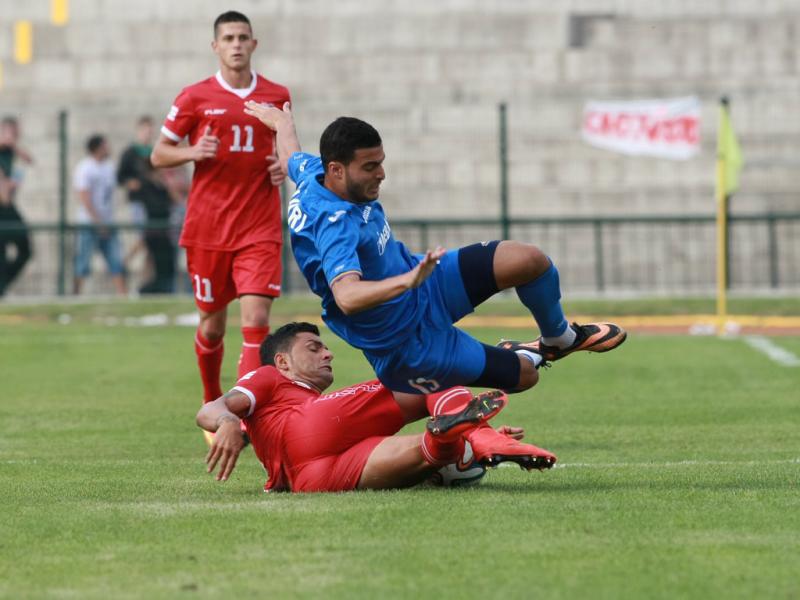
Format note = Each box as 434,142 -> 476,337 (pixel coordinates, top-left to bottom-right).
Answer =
287,152 -> 425,351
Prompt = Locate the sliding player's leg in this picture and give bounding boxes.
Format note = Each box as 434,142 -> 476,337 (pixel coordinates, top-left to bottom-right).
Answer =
393,387 -> 556,469
358,389 -> 508,490
467,425 -> 556,470
356,434 -> 434,490
287,385 -> 506,492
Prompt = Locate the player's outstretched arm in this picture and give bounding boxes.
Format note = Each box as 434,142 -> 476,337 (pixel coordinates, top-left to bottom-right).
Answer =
196,391 -> 250,482
150,127 -> 220,169
331,247 -> 446,315
243,101 -> 300,175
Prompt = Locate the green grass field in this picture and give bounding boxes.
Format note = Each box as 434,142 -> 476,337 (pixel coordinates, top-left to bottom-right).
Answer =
1,301 -> 799,599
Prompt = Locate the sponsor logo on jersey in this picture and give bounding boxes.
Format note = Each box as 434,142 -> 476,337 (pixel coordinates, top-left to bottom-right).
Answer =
328,210 -> 347,223
362,205 -> 372,223
167,105 -> 179,121
204,108 -> 227,115
314,382 -> 383,402
377,219 -> 392,256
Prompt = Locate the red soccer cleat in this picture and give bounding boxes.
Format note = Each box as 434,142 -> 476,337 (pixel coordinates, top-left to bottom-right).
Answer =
426,390 -> 507,441
467,425 -> 557,470
498,321 -> 627,362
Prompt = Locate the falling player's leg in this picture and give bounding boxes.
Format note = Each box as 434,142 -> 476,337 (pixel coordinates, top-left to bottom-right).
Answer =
448,240 -> 626,361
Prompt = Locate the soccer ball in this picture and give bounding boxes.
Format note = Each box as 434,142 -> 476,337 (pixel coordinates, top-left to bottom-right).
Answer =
428,442 -> 487,487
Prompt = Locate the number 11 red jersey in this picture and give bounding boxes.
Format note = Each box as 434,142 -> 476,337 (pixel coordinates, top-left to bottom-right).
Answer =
161,71 -> 291,251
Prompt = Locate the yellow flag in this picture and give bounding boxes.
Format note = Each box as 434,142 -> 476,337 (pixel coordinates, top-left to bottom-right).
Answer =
52,0 -> 69,26
717,101 -> 743,196
14,21 -> 33,65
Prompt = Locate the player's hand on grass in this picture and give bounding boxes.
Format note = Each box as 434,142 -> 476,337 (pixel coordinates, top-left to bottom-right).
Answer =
407,247 -> 445,289
244,100 -> 292,131
191,125 -> 219,162
266,152 -> 285,186
496,425 -> 525,440
205,417 -> 245,482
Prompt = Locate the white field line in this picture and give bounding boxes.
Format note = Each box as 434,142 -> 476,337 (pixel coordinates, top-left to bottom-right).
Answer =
492,458 -> 800,469
744,336 -> 800,367
554,458 -> 800,469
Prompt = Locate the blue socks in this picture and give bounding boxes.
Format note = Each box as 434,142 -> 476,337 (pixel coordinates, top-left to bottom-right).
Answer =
515,260 -> 569,338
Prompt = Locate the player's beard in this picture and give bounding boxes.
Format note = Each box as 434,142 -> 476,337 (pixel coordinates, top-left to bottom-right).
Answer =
345,177 -> 378,204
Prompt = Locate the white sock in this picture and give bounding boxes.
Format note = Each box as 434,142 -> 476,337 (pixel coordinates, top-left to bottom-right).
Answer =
542,324 -> 577,349
516,349 -> 543,368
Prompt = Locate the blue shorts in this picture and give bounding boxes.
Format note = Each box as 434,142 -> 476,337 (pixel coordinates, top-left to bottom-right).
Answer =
74,227 -> 124,277
365,247 -> 490,394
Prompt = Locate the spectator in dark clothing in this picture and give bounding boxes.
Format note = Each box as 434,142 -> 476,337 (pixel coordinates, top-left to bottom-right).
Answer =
0,116 -> 34,297
138,173 -> 176,294
118,116 -> 176,294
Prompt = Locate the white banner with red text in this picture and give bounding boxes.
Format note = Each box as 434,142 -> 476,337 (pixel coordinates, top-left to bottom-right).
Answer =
582,97 -> 701,160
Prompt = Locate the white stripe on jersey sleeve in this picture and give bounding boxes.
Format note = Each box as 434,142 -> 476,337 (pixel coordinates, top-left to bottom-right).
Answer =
232,386 -> 257,417
160,125 -> 183,143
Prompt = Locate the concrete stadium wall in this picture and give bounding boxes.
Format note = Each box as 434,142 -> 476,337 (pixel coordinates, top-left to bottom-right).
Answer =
1,0 -> 798,294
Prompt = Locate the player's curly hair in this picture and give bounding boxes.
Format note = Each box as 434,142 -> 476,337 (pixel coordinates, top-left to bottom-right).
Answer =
260,322 -> 321,366
320,117 -> 382,170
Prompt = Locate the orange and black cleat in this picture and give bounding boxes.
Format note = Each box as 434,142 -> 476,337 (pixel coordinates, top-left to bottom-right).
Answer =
498,322 -> 627,362
426,390 -> 507,439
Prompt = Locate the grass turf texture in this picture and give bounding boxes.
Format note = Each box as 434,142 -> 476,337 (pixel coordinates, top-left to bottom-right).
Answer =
1,313 -> 799,598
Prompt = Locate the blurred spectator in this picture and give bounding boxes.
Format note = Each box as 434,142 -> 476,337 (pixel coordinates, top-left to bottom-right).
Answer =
118,116 -> 177,294
73,134 -> 126,296
0,116 -> 34,296
117,116 -> 153,276
161,163 -> 191,293
138,163 -> 178,294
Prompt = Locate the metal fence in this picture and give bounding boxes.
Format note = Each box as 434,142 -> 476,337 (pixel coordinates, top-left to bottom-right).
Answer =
2,213 -> 799,299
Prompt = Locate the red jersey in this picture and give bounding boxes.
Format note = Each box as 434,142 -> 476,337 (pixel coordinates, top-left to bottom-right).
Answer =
161,71 -> 291,251
234,365 -> 317,492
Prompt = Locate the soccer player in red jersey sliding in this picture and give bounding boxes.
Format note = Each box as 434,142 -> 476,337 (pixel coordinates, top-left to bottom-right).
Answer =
197,322 -> 556,492
151,11 -> 290,418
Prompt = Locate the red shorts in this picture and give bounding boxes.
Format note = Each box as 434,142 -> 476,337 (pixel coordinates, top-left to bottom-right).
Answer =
186,241 -> 282,313
283,381 -> 405,493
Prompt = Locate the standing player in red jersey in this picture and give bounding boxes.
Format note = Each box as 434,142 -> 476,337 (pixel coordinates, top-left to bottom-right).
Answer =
196,322 -> 557,492
151,11 -> 290,416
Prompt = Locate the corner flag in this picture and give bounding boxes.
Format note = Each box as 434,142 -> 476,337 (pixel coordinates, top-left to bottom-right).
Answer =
715,98 -> 744,327
717,99 -> 743,197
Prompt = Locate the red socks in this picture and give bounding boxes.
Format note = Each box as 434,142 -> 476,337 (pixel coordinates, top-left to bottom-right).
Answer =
238,326 -> 269,378
421,386 -> 473,466
425,386 -> 472,416
195,326 -> 268,404
421,432 -> 465,467
195,330 -> 223,403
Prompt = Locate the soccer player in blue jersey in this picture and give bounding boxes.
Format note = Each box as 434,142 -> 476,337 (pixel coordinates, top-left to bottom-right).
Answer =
244,101 -> 627,395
